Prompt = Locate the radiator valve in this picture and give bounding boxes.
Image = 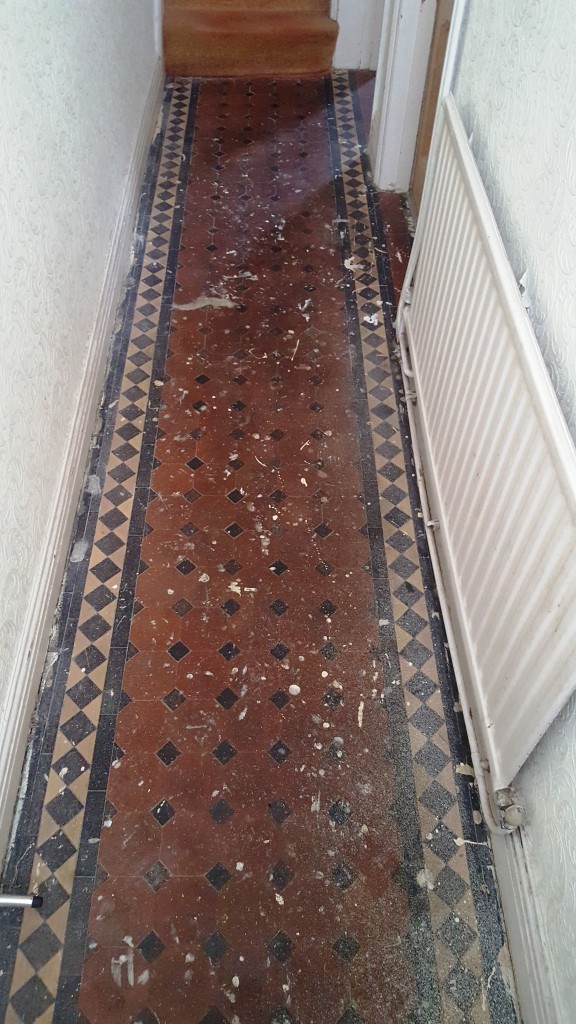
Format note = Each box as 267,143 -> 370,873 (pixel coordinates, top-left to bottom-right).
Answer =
502,803 -> 526,829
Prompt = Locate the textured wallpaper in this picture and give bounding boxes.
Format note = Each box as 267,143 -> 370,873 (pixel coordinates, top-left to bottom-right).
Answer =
455,2 -> 576,1017
0,2 -> 157,745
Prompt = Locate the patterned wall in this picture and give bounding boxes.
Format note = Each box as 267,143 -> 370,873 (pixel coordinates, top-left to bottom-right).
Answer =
455,2 -> 576,1017
0,2 -> 157,760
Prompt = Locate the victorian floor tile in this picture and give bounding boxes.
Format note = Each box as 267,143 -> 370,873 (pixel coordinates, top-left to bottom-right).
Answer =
0,74 -> 517,1024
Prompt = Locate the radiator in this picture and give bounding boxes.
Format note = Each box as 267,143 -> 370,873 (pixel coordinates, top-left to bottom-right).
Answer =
398,94 -> 576,819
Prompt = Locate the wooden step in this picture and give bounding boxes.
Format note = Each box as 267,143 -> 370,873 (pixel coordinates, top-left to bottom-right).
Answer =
165,0 -> 329,12
164,10 -> 338,77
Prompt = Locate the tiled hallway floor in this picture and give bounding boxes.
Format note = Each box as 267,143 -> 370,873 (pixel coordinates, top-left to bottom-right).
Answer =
1,74 -> 518,1024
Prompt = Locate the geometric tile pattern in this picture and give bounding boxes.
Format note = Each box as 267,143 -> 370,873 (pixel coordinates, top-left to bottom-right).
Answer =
1,72 -> 517,1024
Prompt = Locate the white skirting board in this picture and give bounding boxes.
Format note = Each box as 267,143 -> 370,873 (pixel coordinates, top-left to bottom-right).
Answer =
0,59 -> 165,863
491,831 -> 559,1024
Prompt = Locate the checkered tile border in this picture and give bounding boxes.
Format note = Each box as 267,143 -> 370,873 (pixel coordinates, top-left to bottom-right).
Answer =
4,80 -> 196,1024
330,70 -> 517,1022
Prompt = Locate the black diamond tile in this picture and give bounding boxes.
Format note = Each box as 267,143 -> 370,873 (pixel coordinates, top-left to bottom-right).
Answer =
151,799 -> 175,827
143,860 -> 171,892
85,584 -> 115,611
406,671 -> 436,702
200,1011 -> 231,1024
444,964 -> 481,1012
269,740 -> 291,764
96,531 -> 124,556
269,598 -> 288,616
156,740 -> 182,766
35,874 -> 69,918
329,800 -> 351,826
163,688 -> 186,711
270,560 -> 288,576
203,931 -> 228,963
333,934 -> 360,962
270,1010 -> 292,1024
187,456 -> 204,470
324,688 -> 343,709
394,580 -> 423,607
270,861 -> 294,892
219,641 -> 240,661
180,521 -> 199,536
68,676 -> 101,710
79,613 -> 111,643
319,599 -> 337,617
21,922 -> 61,970
213,740 -> 237,765
269,489 -> 287,504
38,830 -> 76,872
314,522 -> 333,538
320,641 -> 338,661
61,710 -> 96,746
176,557 -> 196,576
216,687 -> 239,709
414,740 -> 450,777
52,747 -> 89,784
206,863 -> 232,891
331,862 -> 356,890
438,914 -> 476,956
105,483 -> 131,505
227,488 -> 245,504
138,930 -> 165,963
225,522 -> 244,538
385,506 -> 410,528
338,1010 -> 364,1024
398,608 -> 427,637
228,455 -> 244,470
401,638 -> 432,669
11,976 -> 54,1022
270,642 -> 290,661
74,645 -> 106,674
223,558 -> 242,575
46,788 -> 83,827
425,822 -> 458,862
267,930 -> 293,964
382,462 -> 404,484
184,488 -> 202,504
168,641 -> 190,661
269,798 -> 292,824
221,598 -> 241,617
210,799 -> 234,825
419,780 -> 456,819
410,704 -> 444,738
172,598 -> 193,617
434,865 -> 468,909
270,689 -> 290,709
131,1009 -> 160,1024
390,554 -> 418,580
270,429 -> 285,441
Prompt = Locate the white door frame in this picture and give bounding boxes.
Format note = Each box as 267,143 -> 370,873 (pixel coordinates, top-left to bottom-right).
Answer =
331,0 -> 386,71
368,0 -> 437,191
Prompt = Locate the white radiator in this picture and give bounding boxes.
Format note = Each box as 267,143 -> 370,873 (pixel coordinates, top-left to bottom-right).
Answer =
398,94 -> 576,821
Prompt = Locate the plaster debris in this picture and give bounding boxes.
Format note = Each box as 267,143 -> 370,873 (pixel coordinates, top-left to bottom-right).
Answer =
173,294 -> 237,310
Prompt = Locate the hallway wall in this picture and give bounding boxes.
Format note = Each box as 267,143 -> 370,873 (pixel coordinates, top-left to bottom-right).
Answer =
0,1 -> 162,858
454,2 -> 576,1019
